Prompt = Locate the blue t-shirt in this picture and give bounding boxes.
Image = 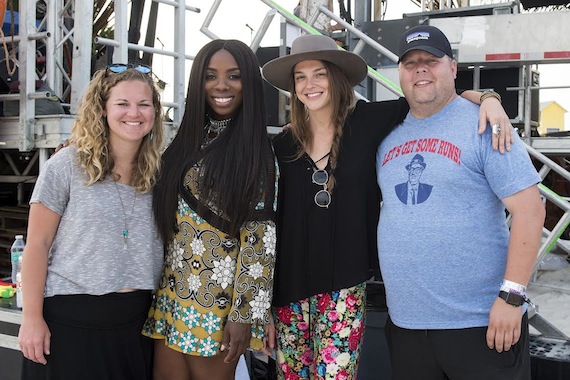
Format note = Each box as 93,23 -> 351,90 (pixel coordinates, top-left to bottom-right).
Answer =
376,96 -> 540,329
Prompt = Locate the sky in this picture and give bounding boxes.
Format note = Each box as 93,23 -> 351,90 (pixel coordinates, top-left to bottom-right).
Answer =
147,0 -> 569,128
149,0 -> 416,92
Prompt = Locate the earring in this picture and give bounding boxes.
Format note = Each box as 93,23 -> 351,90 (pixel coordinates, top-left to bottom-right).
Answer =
149,131 -> 154,141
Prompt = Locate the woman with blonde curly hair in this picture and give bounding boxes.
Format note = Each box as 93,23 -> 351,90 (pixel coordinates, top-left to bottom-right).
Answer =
18,64 -> 165,380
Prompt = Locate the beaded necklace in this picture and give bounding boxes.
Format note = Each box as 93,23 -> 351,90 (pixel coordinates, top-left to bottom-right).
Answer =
202,117 -> 231,147
113,180 -> 136,250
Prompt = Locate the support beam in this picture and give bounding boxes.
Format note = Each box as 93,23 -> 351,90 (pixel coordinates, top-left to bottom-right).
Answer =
71,1 -> 93,113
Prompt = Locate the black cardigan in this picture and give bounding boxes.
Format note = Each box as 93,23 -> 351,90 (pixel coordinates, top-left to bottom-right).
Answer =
272,98 -> 409,306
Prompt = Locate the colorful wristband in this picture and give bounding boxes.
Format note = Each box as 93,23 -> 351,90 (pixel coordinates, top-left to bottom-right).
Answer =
500,279 -> 526,294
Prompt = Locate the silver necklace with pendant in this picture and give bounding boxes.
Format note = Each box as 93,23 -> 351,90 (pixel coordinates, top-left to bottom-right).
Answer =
201,117 -> 231,148
114,180 -> 137,250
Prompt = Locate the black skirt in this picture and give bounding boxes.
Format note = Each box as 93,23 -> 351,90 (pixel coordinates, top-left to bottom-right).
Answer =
21,291 -> 153,380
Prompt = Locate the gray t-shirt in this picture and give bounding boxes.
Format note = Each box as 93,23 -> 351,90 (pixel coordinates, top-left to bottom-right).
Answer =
30,146 -> 163,297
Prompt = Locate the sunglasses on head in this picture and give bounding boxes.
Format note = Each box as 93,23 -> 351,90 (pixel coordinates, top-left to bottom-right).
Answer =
106,63 -> 152,76
312,169 -> 331,208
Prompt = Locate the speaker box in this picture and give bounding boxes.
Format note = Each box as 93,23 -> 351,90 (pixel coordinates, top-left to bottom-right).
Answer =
358,310 -> 391,378
256,46 -> 289,126
520,0 -> 569,9
456,67 -> 539,125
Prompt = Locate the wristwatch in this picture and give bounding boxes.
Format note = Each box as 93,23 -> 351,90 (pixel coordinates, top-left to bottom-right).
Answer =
498,290 -> 525,307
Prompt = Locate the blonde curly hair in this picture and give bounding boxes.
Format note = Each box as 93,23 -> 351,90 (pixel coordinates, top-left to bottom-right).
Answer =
71,68 -> 164,193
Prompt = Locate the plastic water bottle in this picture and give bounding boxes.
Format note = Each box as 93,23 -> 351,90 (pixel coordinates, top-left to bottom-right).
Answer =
16,271 -> 23,309
11,235 -> 25,285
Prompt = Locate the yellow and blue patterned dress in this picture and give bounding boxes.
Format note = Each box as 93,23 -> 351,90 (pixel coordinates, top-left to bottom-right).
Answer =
143,162 -> 277,356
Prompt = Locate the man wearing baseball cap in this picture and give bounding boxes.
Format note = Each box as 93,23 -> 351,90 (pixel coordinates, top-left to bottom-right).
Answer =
398,24 -> 453,63
376,24 -> 544,379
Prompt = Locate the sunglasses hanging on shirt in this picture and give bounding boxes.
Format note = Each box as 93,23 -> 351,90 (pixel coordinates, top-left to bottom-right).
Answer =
312,168 -> 332,208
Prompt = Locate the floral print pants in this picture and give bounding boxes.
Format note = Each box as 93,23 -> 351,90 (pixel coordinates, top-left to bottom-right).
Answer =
273,283 -> 366,380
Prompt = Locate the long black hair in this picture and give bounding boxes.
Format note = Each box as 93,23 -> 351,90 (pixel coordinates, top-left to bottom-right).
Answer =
153,39 -> 273,242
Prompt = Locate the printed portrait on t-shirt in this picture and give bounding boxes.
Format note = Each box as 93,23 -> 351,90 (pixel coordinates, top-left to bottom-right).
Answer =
395,153 -> 433,205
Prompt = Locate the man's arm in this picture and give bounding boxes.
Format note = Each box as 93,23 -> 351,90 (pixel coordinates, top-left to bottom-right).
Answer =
486,184 -> 545,353
502,184 -> 545,286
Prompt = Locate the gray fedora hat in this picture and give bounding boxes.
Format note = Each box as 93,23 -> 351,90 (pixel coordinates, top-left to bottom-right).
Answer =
262,35 -> 368,92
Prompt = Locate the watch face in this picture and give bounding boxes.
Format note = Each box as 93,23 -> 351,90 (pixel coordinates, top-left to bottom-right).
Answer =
500,291 -> 524,306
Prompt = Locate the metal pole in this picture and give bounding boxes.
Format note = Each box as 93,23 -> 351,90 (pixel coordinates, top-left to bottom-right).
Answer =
524,65 -> 532,143
70,0 -> 93,114
173,0 -> 186,126
45,0 -> 58,92
94,37 -> 194,60
200,0 -> 222,40
18,0 -> 36,152
473,66 -> 481,91
154,0 -> 200,12
278,16 -> 288,125
250,10 -> 277,53
114,0 -> 129,64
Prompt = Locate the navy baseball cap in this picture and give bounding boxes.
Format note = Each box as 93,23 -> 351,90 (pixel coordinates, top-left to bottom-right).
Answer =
398,25 -> 453,63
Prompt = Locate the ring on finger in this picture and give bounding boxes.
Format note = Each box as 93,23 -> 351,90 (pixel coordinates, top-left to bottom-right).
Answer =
492,123 -> 501,135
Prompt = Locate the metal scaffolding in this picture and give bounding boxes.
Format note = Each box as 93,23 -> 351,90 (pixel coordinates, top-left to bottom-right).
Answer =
0,0 -> 199,205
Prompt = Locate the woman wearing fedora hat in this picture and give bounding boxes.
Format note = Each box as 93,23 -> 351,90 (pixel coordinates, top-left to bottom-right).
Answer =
262,34 -> 512,379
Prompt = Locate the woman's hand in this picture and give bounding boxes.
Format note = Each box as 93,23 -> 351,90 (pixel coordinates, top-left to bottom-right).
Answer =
261,312 -> 276,357
51,139 -> 70,158
221,321 -> 252,363
18,315 -> 51,365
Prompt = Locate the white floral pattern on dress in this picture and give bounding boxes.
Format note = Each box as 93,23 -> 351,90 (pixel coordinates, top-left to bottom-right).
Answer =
249,288 -> 271,320
262,224 -> 277,257
212,255 -> 236,289
167,328 -> 180,346
179,334 -> 198,354
201,311 -> 221,334
190,237 -> 206,257
187,273 -> 201,293
171,239 -> 185,271
199,336 -> 217,356
248,261 -> 264,280
156,292 -> 170,313
181,305 -> 200,328
177,198 -> 190,216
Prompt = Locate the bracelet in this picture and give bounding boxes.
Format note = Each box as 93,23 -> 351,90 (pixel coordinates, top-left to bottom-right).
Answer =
480,90 -> 502,104
500,279 -> 526,294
